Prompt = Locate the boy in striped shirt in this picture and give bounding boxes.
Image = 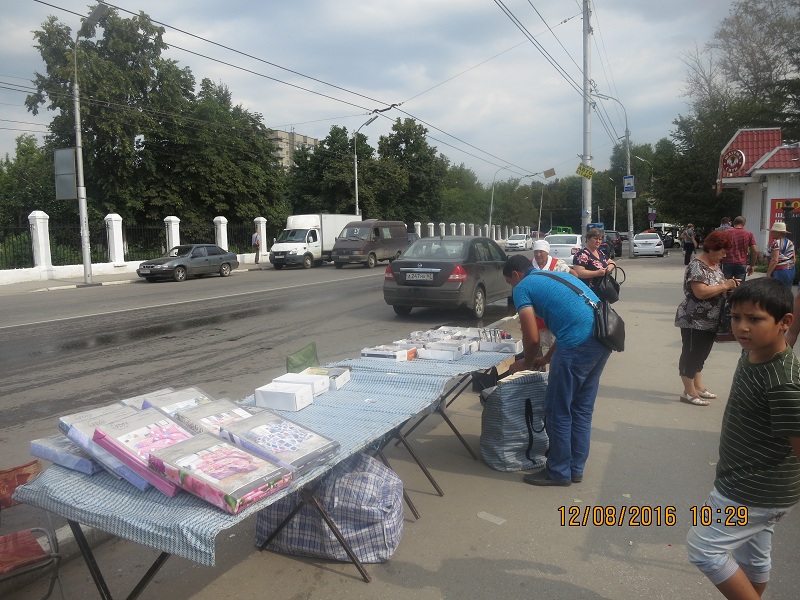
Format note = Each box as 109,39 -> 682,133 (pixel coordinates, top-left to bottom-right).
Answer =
687,277 -> 800,599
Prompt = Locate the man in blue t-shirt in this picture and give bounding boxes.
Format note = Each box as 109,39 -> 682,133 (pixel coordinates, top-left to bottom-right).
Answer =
503,254 -> 612,487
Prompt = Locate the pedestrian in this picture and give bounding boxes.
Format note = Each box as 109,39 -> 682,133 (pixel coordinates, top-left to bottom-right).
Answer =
531,240 -> 572,273
716,216 -> 732,231
571,228 -> 615,292
674,230 -> 738,406
503,254 -> 611,487
766,221 -> 795,289
681,223 -> 697,265
720,216 -> 758,281
686,277 -> 800,600
252,228 -> 260,264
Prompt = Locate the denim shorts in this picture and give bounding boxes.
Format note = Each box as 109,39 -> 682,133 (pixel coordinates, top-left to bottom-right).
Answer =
686,488 -> 792,585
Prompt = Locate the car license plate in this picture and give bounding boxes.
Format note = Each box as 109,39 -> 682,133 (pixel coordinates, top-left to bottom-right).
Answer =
338,255 -> 349,260
406,273 -> 433,281
139,268 -> 150,274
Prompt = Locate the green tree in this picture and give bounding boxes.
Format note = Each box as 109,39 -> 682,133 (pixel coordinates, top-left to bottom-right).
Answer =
25,7 -> 283,228
377,119 -> 448,223
0,135 -> 61,227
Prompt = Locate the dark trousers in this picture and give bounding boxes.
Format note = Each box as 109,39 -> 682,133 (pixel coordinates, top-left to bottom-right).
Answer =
678,328 -> 717,379
684,245 -> 695,265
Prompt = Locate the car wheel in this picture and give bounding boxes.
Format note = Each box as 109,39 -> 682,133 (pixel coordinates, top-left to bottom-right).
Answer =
219,263 -> 232,277
273,264 -> 284,270
173,266 -> 187,282
145,277 -> 157,283
334,262 -> 344,269
393,305 -> 412,316
471,286 -> 486,319
303,255 -> 313,269
365,253 -> 377,268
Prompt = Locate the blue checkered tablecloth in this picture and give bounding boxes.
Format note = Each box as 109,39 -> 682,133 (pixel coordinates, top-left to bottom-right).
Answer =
14,351 -> 515,567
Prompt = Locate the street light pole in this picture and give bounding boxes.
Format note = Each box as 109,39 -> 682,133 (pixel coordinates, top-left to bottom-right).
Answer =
592,92 -> 632,257
609,177 -> 617,231
353,115 -> 378,217
73,1 -> 109,285
488,165 -> 509,236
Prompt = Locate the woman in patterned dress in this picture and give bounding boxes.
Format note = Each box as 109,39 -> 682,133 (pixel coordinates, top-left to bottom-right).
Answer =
674,230 -> 739,406
766,221 -> 795,289
571,228 -> 616,291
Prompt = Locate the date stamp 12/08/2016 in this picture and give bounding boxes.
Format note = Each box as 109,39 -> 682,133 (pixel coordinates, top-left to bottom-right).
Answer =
557,505 -> 750,528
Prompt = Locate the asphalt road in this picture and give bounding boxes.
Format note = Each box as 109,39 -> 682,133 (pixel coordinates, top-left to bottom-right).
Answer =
0,262 -> 516,468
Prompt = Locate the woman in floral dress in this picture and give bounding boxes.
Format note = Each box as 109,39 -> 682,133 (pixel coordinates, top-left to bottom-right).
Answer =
572,228 -> 616,291
674,230 -> 739,406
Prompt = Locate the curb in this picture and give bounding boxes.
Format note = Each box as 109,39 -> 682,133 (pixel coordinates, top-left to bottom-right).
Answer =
31,280 -> 136,293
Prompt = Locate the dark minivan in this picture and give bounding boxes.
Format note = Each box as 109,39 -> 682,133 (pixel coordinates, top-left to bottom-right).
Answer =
332,220 -> 409,268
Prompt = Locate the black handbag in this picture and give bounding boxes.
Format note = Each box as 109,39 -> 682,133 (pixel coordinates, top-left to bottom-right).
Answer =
594,271 -> 620,304
530,271 -> 625,352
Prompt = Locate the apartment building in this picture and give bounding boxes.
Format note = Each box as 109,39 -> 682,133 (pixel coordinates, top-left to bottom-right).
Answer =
268,130 -> 319,169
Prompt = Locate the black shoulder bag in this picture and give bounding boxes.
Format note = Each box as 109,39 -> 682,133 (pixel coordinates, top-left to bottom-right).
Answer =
529,271 -> 625,352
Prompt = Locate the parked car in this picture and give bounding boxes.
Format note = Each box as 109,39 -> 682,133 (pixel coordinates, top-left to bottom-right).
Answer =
504,233 -> 533,251
137,244 -> 239,282
544,234 -> 583,260
632,232 -> 665,257
383,236 -> 510,319
600,230 -> 622,257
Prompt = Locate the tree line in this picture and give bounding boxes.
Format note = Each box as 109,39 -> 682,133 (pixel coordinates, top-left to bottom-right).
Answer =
1,0 -> 798,243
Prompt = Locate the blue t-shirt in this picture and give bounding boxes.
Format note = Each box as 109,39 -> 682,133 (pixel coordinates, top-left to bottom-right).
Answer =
512,271 -> 597,349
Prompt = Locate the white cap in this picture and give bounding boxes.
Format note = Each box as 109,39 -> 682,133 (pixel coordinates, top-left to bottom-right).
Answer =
533,240 -> 550,252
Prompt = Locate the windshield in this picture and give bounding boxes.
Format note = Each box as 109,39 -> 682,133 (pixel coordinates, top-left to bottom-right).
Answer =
339,226 -> 371,241
276,229 -> 309,243
167,245 -> 194,257
404,240 -> 466,259
509,235 -> 526,241
546,235 -> 578,245
636,233 -> 660,240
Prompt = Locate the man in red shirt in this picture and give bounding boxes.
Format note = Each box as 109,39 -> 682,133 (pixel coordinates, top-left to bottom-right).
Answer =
721,216 -> 758,281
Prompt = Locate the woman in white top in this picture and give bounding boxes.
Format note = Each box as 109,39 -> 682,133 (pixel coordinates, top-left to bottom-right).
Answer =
532,240 -> 572,273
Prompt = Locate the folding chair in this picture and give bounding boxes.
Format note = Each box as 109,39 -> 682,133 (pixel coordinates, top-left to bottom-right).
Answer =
286,342 -> 319,373
0,459 -> 65,600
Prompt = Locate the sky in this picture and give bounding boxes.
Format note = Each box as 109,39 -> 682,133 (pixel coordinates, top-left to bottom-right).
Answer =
0,0 -> 737,185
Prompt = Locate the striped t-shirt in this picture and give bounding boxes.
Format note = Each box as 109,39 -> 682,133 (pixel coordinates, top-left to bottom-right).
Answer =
715,347 -> 800,508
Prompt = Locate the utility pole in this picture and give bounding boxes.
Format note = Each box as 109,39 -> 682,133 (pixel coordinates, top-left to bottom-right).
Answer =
581,0 -> 592,235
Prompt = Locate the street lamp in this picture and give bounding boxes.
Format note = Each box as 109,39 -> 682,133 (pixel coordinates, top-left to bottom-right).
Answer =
609,177 -> 617,231
353,115 -> 378,217
634,155 -> 654,190
592,92 -> 633,257
73,1 -> 109,285
488,165 -> 510,235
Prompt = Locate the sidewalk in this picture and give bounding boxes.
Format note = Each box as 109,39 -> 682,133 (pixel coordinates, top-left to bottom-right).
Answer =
8,252 -> 800,600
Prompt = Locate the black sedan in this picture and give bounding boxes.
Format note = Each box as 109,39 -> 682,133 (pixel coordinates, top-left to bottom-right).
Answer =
383,236 -> 511,319
137,244 -> 239,282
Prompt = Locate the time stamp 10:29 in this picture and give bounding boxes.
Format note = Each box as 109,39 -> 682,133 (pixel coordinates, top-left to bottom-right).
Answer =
558,505 -> 749,527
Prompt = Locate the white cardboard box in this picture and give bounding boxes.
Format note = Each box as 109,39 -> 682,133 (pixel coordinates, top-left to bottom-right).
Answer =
274,373 -> 330,396
301,367 -> 352,390
417,347 -> 463,361
254,382 -> 314,411
479,339 -> 524,353
360,345 -> 417,361
428,339 -> 475,355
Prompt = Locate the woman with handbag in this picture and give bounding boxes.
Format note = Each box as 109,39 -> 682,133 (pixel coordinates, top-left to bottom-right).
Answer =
572,228 -> 616,301
674,230 -> 738,406
766,221 -> 795,289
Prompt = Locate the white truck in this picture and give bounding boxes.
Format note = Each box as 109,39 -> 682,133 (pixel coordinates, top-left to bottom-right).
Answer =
269,214 -> 360,269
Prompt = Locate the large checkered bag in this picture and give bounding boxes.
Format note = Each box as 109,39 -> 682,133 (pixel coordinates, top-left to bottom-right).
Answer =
256,453 -> 403,563
480,371 -> 549,471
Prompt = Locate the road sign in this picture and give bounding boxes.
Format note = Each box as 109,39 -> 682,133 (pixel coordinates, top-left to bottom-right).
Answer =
576,163 -> 595,179
622,191 -> 636,199
623,175 -> 634,192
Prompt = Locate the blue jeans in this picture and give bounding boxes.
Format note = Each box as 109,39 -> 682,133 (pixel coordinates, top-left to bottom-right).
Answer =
721,263 -> 747,281
770,268 -> 794,289
543,335 -> 611,481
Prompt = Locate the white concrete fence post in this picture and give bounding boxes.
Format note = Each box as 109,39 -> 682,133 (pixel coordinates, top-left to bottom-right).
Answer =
104,213 -> 125,264
459,222 -> 466,236
213,216 -> 229,251
164,216 -> 180,249
427,222 -> 435,237
28,211 -> 54,277
414,222 -> 421,238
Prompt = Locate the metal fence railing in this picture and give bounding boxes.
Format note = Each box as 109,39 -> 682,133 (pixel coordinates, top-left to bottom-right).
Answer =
0,225 -> 35,269
227,223 -> 254,254
49,223 -> 107,266
123,224 -> 167,261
